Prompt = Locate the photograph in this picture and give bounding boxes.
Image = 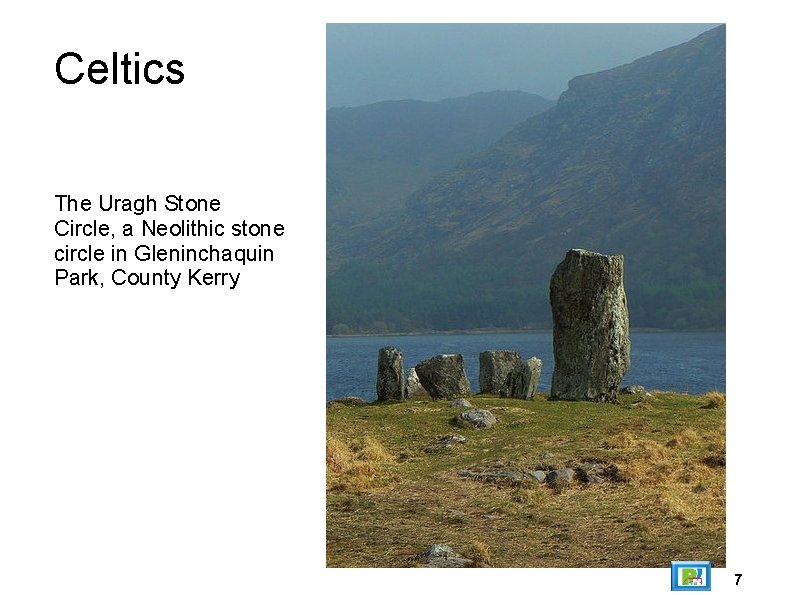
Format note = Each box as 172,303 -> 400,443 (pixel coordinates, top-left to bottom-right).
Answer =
326,23 -> 725,569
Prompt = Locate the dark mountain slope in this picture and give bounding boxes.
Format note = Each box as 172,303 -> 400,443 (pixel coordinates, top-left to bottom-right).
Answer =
328,26 -> 725,333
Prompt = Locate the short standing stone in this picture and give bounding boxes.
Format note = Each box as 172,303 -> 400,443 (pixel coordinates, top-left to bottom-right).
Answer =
450,398 -> 472,408
502,357 -> 542,400
479,350 -> 522,394
549,249 -> 631,403
405,367 -> 429,398
415,354 -> 471,399
376,346 -> 405,401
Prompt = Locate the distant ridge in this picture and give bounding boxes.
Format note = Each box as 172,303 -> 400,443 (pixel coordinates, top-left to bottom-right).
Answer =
327,90 -> 554,266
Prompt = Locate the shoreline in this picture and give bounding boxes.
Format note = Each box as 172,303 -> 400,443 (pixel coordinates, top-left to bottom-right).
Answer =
327,327 -> 726,338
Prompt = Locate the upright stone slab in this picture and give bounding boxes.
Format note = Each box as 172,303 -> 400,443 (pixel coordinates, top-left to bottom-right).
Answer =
376,346 -> 405,401
415,354 -> 471,400
479,350 -> 522,394
549,249 -> 630,402
405,367 -> 429,398
503,357 -> 542,400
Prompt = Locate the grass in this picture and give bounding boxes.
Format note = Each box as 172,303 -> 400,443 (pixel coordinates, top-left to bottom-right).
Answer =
326,390 -> 725,568
326,435 -> 396,492
703,391 -> 726,409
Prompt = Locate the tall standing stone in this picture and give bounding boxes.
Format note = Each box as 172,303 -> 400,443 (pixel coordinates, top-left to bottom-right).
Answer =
376,346 -> 405,401
479,350 -> 522,394
415,354 -> 471,400
549,249 -> 630,402
503,357 -> 542,400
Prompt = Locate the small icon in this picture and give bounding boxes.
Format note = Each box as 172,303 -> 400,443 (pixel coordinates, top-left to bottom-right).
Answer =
671,561 -> 711,591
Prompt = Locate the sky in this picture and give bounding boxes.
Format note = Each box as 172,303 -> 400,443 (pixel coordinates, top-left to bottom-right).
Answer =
327,23 -> 720,108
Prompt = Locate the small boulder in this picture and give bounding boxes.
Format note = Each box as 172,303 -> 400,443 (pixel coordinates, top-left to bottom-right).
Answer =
574,462 -> 613,484
454,408 -> 496,429
620,385 -> 646,395
450,398 -> 473,408
439,434 -> 466,447
426,435 -> 467,453
479,350 -> 522,394
376,346 -> 406,401
418,544 -> 474,568
545,468 -> 575,485
528,470 -> 547,482
415,354 -> 471,400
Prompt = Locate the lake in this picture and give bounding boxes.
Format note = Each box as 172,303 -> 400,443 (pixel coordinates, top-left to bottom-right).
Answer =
326,331 -> 725,402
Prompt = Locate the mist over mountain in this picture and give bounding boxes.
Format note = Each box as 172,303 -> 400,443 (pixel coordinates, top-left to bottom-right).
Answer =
327,91 -> 554,264
327,26 -> 725,334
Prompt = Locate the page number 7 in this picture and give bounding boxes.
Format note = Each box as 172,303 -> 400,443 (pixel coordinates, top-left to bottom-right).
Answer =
735,573 -> 742,585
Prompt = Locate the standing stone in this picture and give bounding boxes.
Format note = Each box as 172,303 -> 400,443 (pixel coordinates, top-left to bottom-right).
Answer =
549,249 -> 630,402
479,350 -> 522,394
415,354 -> 471,400
405,367 -> 429,398
503,357 -> 542,400
376,346 -> 405,401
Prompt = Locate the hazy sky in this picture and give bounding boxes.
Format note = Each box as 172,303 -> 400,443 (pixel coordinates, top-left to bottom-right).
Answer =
327,23 -> 720,108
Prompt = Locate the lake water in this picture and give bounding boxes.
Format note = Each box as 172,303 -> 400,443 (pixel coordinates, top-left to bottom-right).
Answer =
326,331 -> 725,402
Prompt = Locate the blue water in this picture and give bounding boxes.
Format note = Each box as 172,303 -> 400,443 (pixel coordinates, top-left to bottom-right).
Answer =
326,331 -> 725,401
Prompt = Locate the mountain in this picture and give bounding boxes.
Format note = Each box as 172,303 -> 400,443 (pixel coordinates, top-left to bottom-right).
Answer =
327,26 -> 725,333
327,91 -> 554,265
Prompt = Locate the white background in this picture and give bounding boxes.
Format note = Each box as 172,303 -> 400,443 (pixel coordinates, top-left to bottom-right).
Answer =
0,1 -> 789,593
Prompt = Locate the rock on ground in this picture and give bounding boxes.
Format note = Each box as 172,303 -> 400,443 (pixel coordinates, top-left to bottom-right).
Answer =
450,398 -> 472,408
418,544 -> 474,568
376,346 -> 406,401
426,435 -> 467,452
415,354 -> 471,399
545,468 -> 575,485
549,249 -> 631,402
620,385 -> 646,395
458,469 -> 540,485
405,367 -> 429,397
479,350 -> 522,394
454,408 -> 496,429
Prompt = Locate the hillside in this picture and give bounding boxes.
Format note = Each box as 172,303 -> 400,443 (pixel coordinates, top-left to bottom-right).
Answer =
327,26 -> 725,333
327,91 -> 554,266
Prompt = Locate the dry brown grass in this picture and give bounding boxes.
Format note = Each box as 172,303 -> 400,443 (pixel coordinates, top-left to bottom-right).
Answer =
326,435 -> 395,492
511,483 -> 548,506
703,391 -> 726,409
608,430 -> 637,449
468,540 -> 493,567
667,427 -> 700,448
